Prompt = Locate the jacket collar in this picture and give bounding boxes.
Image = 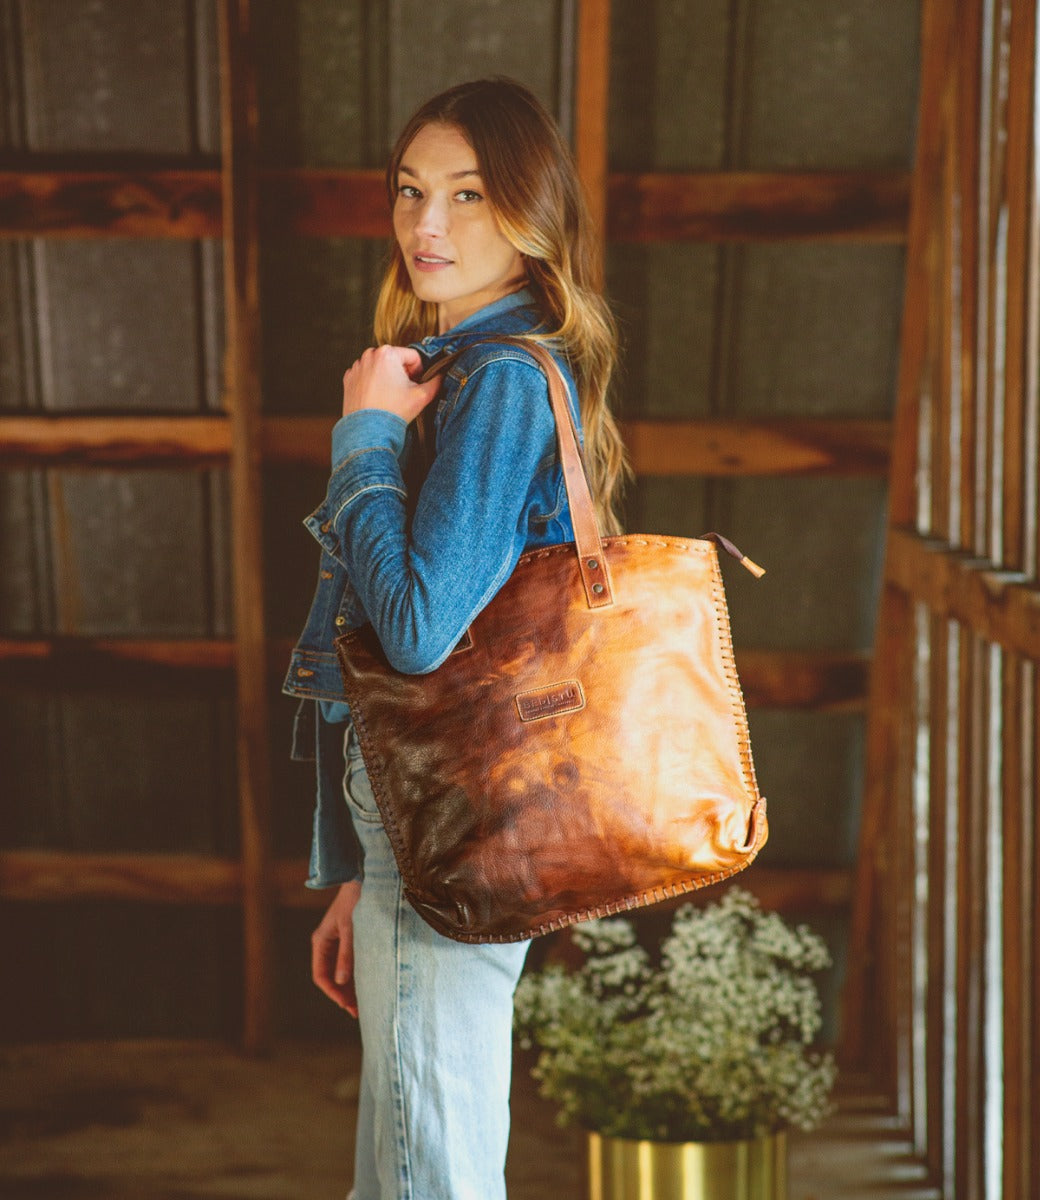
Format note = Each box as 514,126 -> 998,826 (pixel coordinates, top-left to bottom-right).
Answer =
412,287 -> 543,362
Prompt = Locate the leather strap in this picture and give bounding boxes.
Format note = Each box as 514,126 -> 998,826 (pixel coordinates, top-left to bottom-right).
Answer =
421,337 -> 614,609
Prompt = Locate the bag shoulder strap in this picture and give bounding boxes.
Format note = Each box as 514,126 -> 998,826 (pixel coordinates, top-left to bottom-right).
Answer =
421,336 -> 613,609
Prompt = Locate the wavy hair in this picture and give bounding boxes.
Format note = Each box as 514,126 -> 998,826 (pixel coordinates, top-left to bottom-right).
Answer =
374,77 -> 628,534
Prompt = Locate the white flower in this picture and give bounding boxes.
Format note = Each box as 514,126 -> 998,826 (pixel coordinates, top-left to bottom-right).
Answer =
513,887 -> 836,1142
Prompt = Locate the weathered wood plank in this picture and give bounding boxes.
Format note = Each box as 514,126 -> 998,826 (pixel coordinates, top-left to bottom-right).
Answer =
609,171 -> 911,243
620,417 -> 892,476
0,167 -> 909,243
0,636 -> 871,712
0,415 -> 230,464
218,0 -> 273,1054
885,527 -> 1040,659
0,413 -> 893,476
0,168 -> 222,237
574,0 -> 611,243
0,850 -> 853,913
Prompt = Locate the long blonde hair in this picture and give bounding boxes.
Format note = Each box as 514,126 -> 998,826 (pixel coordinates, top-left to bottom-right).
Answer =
374,77 -> 628,534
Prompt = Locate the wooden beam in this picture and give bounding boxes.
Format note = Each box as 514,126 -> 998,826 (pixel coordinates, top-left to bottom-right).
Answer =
0,168 -> 222,237
0,637 -> 870,711
263,167 -> 388,238
0,415 -> 230,465
620,417 -> 892,477
735,649 -> 870,713
608,171 -> 911,243
0,850 -> 852,914
0,166 -> 910,244
0,413 -> 892,475
219,0 -> 274,1054
574,0 -> 611,244
885,527 -> 1040,659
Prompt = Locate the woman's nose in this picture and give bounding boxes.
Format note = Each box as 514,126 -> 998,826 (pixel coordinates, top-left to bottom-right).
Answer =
414,197 -> 449,238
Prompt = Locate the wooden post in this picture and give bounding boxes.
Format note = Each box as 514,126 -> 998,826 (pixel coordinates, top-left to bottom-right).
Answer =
217,0 -> 274,1053
574,0 -> 610,252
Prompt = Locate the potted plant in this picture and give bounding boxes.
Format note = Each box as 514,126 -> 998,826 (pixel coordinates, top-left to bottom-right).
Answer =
513,887 -> 837,1200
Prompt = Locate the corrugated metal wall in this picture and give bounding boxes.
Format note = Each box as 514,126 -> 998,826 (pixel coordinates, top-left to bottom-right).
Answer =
0,0 -> 919,1038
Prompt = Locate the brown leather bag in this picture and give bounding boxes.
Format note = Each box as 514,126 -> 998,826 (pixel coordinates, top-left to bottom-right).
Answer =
335,338 -> 768,943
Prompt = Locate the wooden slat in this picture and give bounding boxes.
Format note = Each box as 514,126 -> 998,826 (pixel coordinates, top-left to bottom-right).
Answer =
0,413 -> 893,476
0,415 -> 230,465
0,168 -> 221,237
885,526 -> 1040,659
218,0 -> 273,1054
0,850 -> 852,914
734,649 -> 869,712
620,417 -> 891,477
0,636 -> 870,712
609,171 -> 911,243
574,0 -> 611,243
0,167 -> 910,244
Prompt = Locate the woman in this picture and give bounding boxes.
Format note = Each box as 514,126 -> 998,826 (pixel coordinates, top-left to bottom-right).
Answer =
283,77 -> 626,1199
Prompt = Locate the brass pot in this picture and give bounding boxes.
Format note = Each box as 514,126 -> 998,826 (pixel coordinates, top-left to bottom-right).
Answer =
587,1130 -> 787,1200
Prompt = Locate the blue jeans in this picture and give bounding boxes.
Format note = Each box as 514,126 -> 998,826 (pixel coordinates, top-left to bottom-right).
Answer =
343,726 -> 531,1200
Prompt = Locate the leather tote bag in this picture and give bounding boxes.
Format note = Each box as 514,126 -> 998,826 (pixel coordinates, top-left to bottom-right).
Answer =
335,338 -> 768,943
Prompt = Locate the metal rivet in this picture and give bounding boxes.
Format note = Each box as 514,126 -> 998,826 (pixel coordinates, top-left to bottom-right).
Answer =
587,558 -> 599,570
296,667 -> 314,678
334,616 -> 346,626
320,570 -> 333,580
592,583 -> 605,595
320,521 -> 331,533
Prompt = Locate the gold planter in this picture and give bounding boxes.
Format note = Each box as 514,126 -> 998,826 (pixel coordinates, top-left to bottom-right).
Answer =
587,1130 -> 787,1200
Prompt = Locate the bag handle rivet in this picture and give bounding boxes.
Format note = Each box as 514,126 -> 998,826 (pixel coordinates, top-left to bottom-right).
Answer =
592,583 -> 605,595
587,558 -> 599,570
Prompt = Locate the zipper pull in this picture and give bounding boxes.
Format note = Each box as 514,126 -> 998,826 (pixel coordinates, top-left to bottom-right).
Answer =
699,532 -> 766,579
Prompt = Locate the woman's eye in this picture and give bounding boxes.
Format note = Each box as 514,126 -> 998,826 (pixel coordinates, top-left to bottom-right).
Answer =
455,189 -> 483,203
397,185 -> 422,200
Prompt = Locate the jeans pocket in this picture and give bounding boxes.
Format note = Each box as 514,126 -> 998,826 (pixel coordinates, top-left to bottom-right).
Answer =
342,725 -> 384,825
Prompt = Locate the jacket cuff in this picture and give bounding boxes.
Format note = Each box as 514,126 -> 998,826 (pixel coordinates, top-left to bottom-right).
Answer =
331,409 -> 407,468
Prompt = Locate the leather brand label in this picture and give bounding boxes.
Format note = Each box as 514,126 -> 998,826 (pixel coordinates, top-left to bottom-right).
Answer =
516,680 -> 585,722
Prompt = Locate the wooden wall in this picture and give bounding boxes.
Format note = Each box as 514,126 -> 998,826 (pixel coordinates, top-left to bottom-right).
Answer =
845,0 -> 1040,1196
0,0 -> 918,1046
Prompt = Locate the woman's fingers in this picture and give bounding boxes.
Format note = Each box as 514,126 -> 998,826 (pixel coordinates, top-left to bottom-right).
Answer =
341,344 -> 441,421
310,882 -> 362,1016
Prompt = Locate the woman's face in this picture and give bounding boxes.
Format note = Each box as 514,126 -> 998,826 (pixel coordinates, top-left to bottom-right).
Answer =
393,122 -> 526,333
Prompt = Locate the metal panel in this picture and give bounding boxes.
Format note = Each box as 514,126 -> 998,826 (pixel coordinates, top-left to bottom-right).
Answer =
728,244 -> 906,417
386,0 -> 566,137
608,0 -> 920,171
748,710 -> 865,866
45,468 -> 231,637
0,687 -> 238,854
254,0 -> 375,166
261,239 -> 384,415
29,239 -> 221,413
0,469 -> 50,632
742,0 -> 921,169
1,901 -> 241,1039
609,0 -> 731,169
717,477 -> 888,652
607,244 -> 721,417
15,0 -> 219,153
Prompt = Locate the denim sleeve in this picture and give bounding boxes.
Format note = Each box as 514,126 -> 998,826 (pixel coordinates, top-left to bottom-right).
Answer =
305,355 -> 555,674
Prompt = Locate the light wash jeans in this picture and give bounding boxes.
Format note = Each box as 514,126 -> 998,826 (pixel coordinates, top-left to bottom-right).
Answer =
342,726 -> 531,1200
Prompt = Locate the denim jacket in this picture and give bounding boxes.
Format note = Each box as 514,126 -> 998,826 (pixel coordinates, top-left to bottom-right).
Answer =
282,288 -> 580,887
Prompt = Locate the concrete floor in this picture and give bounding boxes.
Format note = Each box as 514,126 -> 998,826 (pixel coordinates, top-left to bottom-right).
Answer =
0,1040 -> 940,1199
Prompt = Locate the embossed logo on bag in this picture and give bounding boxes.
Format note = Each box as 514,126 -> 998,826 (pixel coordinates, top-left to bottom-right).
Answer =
516,680 -> 586,722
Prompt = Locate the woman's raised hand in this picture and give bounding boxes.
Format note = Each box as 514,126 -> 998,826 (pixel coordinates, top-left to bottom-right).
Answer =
341,345 -> 441,423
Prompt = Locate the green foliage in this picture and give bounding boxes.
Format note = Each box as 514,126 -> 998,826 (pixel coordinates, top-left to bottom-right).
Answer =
514,888 -> 837,1143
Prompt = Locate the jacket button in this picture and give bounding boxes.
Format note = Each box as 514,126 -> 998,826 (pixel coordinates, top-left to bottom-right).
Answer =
320,521 -> 331,533
296,667 -> 315,678
321,570 -> 333,580
334,616 -> 346,626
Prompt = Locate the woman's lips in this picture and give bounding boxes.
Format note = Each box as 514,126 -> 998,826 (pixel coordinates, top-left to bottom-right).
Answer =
412,254 -> 453,273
